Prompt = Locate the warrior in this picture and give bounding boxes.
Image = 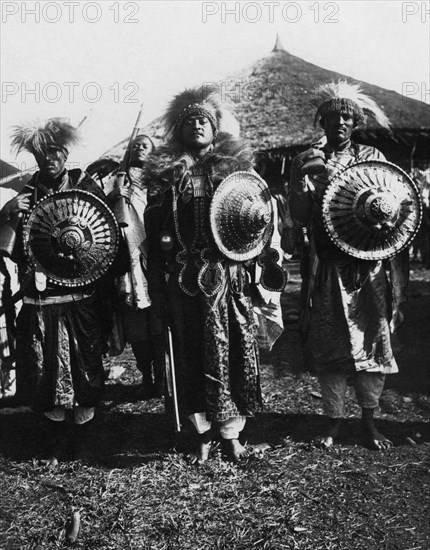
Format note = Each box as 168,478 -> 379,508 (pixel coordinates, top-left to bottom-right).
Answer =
289,81 -> 409,450
0,119 -> 112,465
108,134 -> 166,398
144,87 -> 282,463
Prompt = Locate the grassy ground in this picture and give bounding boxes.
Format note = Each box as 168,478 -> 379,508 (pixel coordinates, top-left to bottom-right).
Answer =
0,261 -> 429,550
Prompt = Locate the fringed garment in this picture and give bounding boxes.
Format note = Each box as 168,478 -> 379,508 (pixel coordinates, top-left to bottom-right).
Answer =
16,294 -> 104,411
14,170 -> 106,411
291,141 -> 408,375
145,134 -> 262,422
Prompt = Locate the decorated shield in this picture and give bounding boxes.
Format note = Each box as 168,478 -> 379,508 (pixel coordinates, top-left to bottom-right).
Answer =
210,171 -> 273,261
322,160 -> 422,260
23,189 -> 119,287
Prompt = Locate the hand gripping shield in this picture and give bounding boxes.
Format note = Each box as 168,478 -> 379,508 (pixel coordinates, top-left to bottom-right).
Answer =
210,171 -> 274,261
22,189 -> 119,286
322,160 -> 422,260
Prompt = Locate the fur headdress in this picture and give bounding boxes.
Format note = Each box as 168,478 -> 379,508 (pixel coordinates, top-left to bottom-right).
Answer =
10,117 -> 80,157
162,86 -> 238,145
311,80 -> 390,130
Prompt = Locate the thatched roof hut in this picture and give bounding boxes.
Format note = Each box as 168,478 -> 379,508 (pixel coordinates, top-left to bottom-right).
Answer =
221,38 -> 429,147
219,37 -> 430,189
102,38 -> 430,191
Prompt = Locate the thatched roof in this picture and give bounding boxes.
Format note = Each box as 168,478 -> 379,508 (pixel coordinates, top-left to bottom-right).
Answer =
102,42 -> 430,158
222,45 -> 430,150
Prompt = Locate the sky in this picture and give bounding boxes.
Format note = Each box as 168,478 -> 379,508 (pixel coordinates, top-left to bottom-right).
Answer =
1,0 -> 429,171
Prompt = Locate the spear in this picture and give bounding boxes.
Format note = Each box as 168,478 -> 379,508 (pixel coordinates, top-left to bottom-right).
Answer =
112,103 -> 144,227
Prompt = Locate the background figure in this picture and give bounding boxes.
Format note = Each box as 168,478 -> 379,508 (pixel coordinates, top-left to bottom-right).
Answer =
0,187 -> 20,399
145,87 -> 276,463
108,135 -> 165,399
289,81 -> 408,450
0,119 -> 109,465
411,168 -> 430,268
0,256 -> 19,399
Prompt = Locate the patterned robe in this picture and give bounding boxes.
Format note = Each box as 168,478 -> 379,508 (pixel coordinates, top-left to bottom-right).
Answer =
145,134 -> 262,422
14,169 -> 106,412
290,140 -> 408,375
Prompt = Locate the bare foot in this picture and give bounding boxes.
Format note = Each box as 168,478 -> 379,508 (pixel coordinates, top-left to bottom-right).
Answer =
223,438 -> 248,462
190,441 -> 212,465
40,455 -> 59,469
361,408 -> 392,451
318,436 -> 335,449
189,431 -> 212,465
316,418 -> 343,449
362,426 -> 393,450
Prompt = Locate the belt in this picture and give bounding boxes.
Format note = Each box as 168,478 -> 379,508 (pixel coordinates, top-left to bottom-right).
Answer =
23,291 -> 94,306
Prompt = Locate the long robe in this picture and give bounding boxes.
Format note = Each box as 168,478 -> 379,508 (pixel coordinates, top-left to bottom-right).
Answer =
145,135 -> 263,422
290,141 -> 408,375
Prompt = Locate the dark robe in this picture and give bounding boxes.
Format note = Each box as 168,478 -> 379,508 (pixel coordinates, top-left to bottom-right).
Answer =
145,134 -> 263,422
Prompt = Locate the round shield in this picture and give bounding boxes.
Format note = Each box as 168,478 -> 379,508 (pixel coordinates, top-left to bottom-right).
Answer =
23,189 -> 119,287
322,160 -> 422,260
210,171 -> 273,261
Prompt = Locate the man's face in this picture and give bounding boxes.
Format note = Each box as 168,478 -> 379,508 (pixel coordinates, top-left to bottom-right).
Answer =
130,136 -> 153,167
35,146 -> 67,179
181,115 -> 214,151
321,110 -> 355,147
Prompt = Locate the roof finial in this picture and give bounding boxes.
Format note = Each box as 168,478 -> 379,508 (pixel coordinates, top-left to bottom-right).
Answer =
272,33 -> 286,53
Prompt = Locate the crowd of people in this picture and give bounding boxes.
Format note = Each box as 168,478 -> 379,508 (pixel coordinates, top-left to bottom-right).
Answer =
0,80 -> 424,465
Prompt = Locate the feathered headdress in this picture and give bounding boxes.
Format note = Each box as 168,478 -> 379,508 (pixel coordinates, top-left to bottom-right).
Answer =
311,80 -> 391,130
162,86 -> 239,145
10,118 -> 80,157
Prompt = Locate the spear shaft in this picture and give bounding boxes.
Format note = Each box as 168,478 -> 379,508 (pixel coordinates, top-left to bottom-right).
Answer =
113,103 -> 144,227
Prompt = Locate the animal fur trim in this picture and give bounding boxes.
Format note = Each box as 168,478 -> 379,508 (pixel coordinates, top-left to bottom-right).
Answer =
145,132 -> 254,198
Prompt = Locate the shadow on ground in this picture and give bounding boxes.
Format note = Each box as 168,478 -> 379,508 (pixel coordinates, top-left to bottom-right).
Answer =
1,406 -> 429,469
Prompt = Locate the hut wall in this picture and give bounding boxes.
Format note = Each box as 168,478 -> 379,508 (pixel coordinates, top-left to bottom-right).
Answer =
257,130 -> 430,195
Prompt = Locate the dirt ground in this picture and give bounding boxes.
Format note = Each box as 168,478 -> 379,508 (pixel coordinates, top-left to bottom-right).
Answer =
0,259 -> 429,549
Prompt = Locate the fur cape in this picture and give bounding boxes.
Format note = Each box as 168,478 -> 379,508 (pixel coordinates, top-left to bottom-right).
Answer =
144,132 -> 254,201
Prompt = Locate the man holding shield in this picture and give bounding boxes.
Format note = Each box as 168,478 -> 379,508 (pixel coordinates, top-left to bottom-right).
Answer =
0,119 -> 116,465
145,87 -> 285,463
289,81 -> 414,450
